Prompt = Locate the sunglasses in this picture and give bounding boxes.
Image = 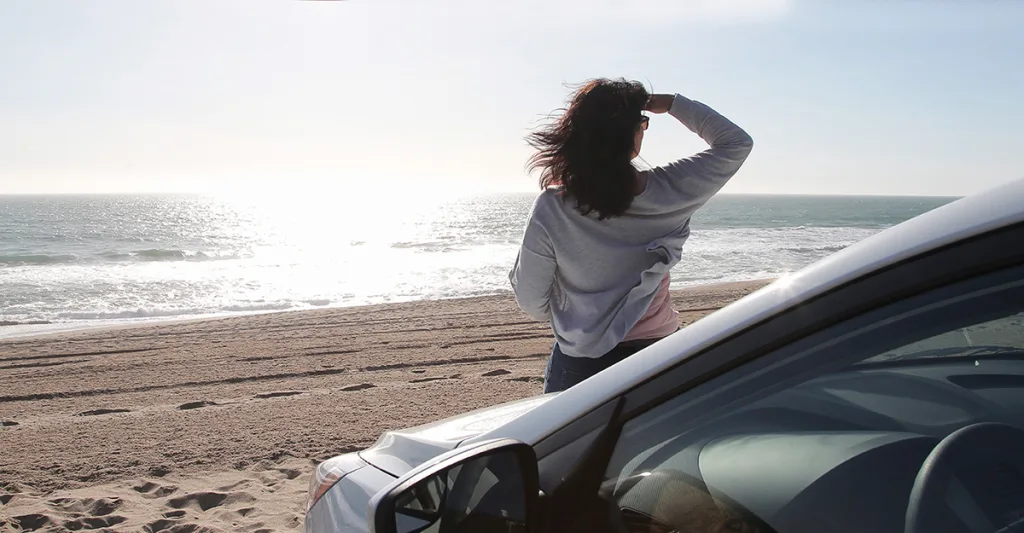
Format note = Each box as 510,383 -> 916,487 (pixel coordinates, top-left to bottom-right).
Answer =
640,115 -> 650,130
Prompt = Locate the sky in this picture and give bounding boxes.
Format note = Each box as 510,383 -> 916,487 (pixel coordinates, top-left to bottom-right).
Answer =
1,0 -> 1022,197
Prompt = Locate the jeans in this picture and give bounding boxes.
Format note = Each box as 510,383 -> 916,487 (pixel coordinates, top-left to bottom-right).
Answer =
543,339 -> 661,393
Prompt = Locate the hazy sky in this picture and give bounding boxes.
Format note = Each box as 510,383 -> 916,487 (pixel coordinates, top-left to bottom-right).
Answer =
2,0 -> 1021,196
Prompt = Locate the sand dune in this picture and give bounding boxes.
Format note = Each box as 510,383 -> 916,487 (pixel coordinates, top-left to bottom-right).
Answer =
0,281 -> 768,532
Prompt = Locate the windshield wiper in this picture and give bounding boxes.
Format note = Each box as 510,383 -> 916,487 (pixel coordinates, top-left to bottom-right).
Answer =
960,345 -> 1024,357
866,345 -> 1024,364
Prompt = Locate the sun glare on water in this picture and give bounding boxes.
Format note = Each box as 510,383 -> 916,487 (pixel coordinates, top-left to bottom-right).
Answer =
199,186 -> 506,306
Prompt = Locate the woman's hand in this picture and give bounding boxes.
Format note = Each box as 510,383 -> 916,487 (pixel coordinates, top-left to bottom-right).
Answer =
645,94 -> 675,114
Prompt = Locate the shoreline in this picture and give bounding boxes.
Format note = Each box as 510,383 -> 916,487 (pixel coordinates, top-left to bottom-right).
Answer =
0,278 -> 777,342
0,279 -> 771,532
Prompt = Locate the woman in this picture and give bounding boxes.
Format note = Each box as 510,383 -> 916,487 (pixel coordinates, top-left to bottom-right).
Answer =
510,78 -> 753,393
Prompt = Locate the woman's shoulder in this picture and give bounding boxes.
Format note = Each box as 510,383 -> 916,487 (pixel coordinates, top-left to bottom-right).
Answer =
532,187 -> 566,214
629,168 -> 680,210
538,186 -> 564,199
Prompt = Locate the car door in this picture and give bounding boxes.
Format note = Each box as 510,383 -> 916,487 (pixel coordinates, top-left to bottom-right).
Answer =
588,259 -> 1024,533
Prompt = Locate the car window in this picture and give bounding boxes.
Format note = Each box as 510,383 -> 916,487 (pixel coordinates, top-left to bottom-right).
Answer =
601,270 -> 1024,533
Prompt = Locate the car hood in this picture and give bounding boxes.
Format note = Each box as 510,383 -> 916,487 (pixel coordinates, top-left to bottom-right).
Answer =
357,394 -> 556,477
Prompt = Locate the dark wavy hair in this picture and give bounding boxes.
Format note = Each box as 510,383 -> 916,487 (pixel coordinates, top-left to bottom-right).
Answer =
527,78 -> 650,220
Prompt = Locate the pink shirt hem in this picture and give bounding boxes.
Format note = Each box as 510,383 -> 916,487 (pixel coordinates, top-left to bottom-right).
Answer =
621,274 -> 678,342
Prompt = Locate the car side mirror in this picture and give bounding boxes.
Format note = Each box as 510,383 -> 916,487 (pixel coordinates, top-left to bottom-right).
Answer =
369,438 -> 539,533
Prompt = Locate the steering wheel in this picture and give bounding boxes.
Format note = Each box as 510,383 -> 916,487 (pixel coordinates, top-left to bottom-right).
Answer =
905,422 -> 1024,533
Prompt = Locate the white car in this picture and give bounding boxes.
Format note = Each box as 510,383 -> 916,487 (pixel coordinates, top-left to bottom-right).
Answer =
305,177 -> 1024,533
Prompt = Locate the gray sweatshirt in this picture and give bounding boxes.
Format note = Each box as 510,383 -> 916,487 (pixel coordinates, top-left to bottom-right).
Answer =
509,94 -> 753,358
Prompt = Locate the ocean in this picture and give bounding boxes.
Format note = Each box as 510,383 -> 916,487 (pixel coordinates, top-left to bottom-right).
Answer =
0,193 -> 955,338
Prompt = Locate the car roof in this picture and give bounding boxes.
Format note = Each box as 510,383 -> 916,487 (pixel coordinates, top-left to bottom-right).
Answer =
474,177 -> 1024,447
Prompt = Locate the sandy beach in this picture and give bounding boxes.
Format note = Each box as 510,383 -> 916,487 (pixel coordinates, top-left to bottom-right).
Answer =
0,280 -> 769,532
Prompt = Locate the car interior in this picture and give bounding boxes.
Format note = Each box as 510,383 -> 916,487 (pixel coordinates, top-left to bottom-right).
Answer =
605,311 -> 1024,533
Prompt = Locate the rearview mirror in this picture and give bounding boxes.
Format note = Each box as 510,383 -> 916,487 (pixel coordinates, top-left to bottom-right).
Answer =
370,439 -> 539,533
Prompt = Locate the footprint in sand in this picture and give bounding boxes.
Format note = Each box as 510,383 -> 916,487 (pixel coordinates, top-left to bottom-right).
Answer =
177,400 -> 218,410
47,495 -> 122,516
340,383 -> 375,392
276,468 -> 302,480
507,376 -> 544,383
166,491 -> 254,513
12,513 -> 50,530
76,408 -> 131,417
133,481 -> 178,498
409,376 -> 447,383
482,369 -> 511,377
62,515 -> 128,530
253,391 -> 303,399
214,479 -> 253,492
148,465 -> 173,478
167,524 -> 212,533
166,491 -> 228,512
95,499 -> 123,515
144,518 -> 178,532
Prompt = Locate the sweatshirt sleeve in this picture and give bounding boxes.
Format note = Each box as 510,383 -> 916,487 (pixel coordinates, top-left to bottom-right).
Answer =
648,94 -> 753,213
509,198 -> 556,322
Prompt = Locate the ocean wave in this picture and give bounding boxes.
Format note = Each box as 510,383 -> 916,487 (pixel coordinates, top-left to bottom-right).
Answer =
56,307 -> 214,321
690,242 -> 852,259
101,249 -> 241,262
787,244 -> 849,254
0,249 -> 242,267
0,319 -> 53,327
55,301 -> 296,321
390,241 -> 460,252
220,302 -> 296,312
0,253 -> 80,266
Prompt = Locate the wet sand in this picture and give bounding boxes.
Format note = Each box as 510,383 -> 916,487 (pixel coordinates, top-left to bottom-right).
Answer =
0,280 -> 769,532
